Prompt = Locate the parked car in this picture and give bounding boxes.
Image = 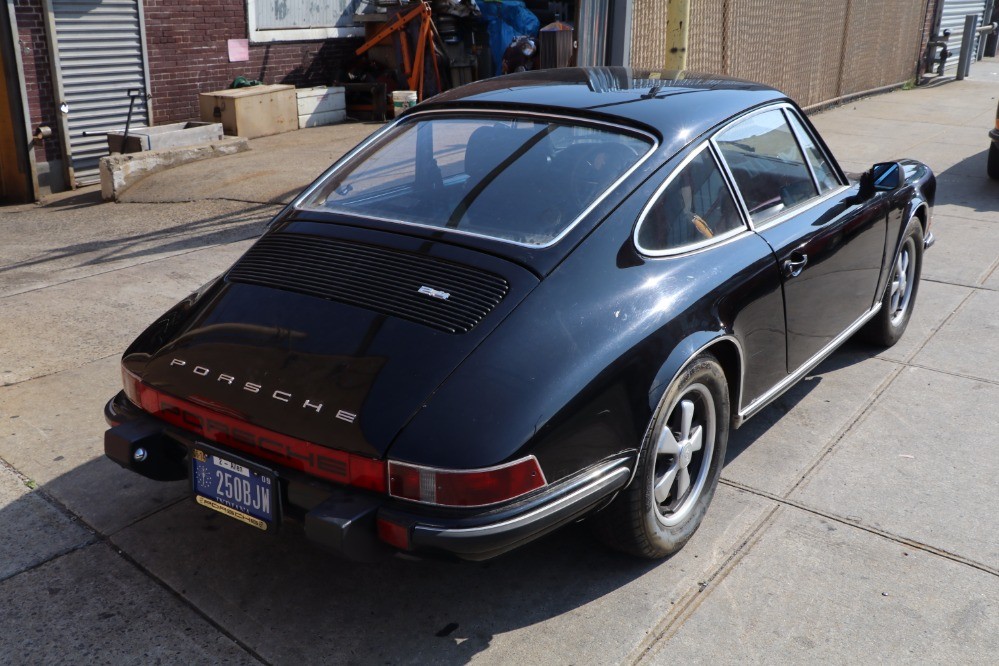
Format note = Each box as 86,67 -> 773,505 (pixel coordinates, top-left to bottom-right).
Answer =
104,68 -> 935,562
989,100 -> 999,178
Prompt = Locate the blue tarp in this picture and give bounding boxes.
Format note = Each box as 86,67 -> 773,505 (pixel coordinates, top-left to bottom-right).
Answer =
475,0 -> 540,73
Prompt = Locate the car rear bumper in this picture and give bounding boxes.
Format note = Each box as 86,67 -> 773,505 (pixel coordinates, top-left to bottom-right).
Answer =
104,392 -> 633,561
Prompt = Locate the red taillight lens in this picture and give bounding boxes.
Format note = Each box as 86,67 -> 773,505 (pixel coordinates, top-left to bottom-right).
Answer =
387,456 -> 547,507
121,365 -> 142,406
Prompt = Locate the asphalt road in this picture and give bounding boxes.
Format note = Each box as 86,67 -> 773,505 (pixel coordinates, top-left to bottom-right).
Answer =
1,66 -> 998,664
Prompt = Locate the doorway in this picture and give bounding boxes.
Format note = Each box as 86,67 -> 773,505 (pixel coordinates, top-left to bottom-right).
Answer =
1,10 -> 32,203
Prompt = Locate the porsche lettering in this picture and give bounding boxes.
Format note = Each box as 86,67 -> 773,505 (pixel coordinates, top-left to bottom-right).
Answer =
167,358 -> 357,423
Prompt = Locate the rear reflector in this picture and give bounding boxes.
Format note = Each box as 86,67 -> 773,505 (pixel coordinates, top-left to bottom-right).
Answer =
387,457 -> 547,507
376,517 -> 412,550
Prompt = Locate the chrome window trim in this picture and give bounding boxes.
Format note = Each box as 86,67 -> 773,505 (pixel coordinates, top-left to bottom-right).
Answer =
749,184 -> 851,232
710,102 -> 850,232
633,141 -> 752,258
293,108 -> 660,250
781,106 -> 845,195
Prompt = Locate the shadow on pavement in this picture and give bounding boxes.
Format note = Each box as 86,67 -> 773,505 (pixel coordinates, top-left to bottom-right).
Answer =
0,203 -> 274,275
0,344 -> 876,662
934,148 -> 999,213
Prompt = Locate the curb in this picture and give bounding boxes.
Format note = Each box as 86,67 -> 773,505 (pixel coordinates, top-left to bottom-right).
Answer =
99,137 -> 250,202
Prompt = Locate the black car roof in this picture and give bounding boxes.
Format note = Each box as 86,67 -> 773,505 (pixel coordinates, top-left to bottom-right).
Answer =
418,67 -> 788,153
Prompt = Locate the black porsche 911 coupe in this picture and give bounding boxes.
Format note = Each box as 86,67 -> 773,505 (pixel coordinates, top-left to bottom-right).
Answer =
104,68 -> 935,561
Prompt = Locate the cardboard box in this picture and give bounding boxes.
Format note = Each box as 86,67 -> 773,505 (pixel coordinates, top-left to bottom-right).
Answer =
199,84 -> 297,139
296,86 -> 346,129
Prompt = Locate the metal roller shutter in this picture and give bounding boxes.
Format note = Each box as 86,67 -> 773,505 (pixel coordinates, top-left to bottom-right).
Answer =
938,0 -> 989,74
51,0 -> 150,185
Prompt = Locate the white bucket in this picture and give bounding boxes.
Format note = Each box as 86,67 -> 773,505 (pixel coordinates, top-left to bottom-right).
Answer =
392,90 -> 418,116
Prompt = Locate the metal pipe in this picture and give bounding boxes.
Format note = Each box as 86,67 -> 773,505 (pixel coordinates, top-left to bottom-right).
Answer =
664,0 -> 690,70
957,14 -> 979,81
979,0 -> 996,60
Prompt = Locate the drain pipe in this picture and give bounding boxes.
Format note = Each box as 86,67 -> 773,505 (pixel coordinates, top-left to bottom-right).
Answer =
924,29 -> 951,76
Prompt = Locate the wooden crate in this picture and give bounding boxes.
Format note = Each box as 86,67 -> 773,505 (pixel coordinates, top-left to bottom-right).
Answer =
297,86 -> 347,129
199,84 -> 297,139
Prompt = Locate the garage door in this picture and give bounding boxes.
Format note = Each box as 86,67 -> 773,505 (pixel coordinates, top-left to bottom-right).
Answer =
51,0 -> 150,185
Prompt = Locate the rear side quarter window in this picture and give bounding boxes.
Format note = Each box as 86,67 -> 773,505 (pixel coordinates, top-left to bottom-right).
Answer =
636,144 -> 745,254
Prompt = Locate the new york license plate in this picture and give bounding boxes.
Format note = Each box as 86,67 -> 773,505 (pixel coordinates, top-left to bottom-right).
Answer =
191,445 -> 277,532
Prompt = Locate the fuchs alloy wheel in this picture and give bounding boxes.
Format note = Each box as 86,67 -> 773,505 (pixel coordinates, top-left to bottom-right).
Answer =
592,354 -> 729,558
862,216 -> 923,347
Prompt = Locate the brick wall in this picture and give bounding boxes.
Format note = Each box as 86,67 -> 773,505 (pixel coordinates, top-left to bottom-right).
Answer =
144,0 -> 362,124
12,0 -> 361,175
13,0 -> 59,166
918,0 -> 942,77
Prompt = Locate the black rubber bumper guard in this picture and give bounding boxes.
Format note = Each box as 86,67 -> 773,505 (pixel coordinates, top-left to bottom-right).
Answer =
103,392 -> 634,562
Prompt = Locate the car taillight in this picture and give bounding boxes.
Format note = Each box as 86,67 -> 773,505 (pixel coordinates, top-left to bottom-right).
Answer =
122,365 -> 142,406
387,456 -> 547,507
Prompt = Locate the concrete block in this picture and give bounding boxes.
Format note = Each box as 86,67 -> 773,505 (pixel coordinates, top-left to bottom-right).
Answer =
648,507 -> 999,662
792,366 -> 999,568
0,544 -> 253,662
107,121 -> 224,153
913,289 -> 999,384
99,137 -> 249,202
0,464 -> 91,581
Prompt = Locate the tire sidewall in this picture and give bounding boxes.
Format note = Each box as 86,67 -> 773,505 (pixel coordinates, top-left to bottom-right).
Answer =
882,216 -> 924,343
635,355 -> 730,555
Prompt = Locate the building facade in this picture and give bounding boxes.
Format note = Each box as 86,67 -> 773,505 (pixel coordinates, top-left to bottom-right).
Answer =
0,0 -> 966,203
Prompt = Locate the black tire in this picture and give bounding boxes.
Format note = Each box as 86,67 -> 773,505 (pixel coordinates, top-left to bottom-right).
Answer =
988,143 -> 999,179
592,354 -> 729,559
861,216 -> 923,347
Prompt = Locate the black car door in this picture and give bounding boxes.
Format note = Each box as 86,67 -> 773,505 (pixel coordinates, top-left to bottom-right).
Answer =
715,106 -> 887,372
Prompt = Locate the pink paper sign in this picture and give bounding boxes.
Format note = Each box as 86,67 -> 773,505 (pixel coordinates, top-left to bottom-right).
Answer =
228,39 -> 250,63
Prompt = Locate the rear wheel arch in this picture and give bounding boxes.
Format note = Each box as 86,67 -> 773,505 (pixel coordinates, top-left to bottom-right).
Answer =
648,332 -> 744,425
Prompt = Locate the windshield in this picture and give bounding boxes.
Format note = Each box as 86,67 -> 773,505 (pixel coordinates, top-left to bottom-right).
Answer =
300,115 -> 653,246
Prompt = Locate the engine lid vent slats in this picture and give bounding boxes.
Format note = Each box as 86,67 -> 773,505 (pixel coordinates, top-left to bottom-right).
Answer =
226,234 -> 509,334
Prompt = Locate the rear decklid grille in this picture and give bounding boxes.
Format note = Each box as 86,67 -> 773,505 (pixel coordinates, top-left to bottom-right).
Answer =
226,234 -> 509,333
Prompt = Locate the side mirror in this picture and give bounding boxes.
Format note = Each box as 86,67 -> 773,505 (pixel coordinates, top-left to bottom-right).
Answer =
859,162 -> 902,198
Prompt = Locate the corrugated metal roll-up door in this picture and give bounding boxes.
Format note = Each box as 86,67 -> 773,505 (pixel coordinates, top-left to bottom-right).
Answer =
51,0 -> 150,185
577,0 -> 610,66
937,0 -> 989,74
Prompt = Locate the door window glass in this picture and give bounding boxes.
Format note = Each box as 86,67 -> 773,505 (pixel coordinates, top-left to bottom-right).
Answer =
785,112 -> 840,193
637,146 -> 744,252
716,109 -> 817,223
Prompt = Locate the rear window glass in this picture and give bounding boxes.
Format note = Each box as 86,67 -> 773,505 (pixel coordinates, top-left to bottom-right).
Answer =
300,116 -> 653,246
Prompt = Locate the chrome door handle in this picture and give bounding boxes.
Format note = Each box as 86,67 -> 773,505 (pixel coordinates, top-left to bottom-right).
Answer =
783,253 -> 808,278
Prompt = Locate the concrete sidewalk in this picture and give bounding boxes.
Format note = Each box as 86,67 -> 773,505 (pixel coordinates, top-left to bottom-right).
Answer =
1,66 -> 997,664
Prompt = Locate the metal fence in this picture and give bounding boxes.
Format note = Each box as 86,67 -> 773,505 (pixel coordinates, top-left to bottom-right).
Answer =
630,0 -> 930,108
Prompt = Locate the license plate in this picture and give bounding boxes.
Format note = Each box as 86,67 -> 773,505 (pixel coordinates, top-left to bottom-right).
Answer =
191,445 -> 278,532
